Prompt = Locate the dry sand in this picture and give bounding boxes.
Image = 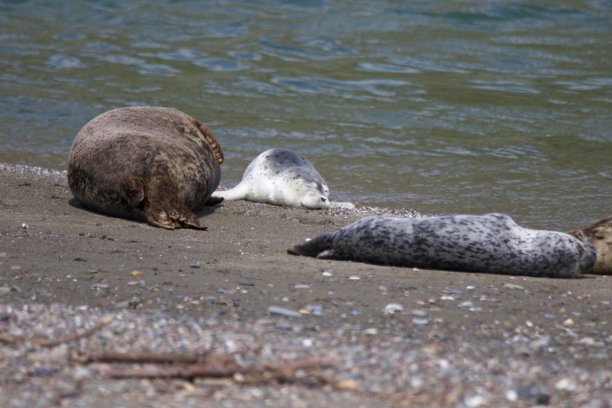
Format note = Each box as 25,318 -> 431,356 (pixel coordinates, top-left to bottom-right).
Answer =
0,164 -> 610,407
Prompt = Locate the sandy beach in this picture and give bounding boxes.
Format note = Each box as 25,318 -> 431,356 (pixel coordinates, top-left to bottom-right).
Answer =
0,164 -> 610,407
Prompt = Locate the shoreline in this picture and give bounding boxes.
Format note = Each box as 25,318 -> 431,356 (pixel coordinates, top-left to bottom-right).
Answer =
0,164 -> 610,407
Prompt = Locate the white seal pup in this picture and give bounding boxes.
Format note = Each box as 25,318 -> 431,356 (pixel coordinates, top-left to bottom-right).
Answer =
213,148 -> 331,209
68,106 -> 224,230
288,213 -> 596,278
568,215 -> 612,274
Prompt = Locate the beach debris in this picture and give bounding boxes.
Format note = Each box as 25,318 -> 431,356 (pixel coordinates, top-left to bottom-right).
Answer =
189,261 -> 201,269
130,270 -> 144,277
383,303 -> 403,315
96,353 -> 335,386
267,305 -> 302,318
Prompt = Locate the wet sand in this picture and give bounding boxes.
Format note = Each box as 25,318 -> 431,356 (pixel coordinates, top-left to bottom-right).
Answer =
0,164 -> 610,407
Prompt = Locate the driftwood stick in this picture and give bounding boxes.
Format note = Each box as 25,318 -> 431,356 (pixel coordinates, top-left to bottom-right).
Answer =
105,356 -> 332,381
0,315 -> 112,348
82,350 -> 210,364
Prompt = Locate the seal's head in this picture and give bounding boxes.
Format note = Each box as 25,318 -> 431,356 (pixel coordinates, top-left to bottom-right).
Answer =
298,179 -> 330,209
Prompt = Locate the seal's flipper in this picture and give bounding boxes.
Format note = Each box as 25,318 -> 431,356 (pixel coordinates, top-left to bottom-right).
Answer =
568,215 -> 612,274
204,195 -> 224,206
145,203 -> 207,230
288,234 -> 335,257
211,182 -> 249,201
143,178 -> 207,230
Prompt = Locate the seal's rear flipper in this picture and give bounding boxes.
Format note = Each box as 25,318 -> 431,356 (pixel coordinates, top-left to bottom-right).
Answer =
145,206 -> 207,230
204,195 -> 224,206
568,215 -> 612,274
287,234 -> 334,257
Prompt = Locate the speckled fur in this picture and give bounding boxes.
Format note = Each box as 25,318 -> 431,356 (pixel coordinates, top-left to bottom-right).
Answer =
213,148 -> 330,209
67,106 -> 223,229
289,213 -> 596,278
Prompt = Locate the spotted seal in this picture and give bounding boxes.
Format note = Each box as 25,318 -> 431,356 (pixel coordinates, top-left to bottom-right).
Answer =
568,215 -> 612,274
67,106 -> 224,229
212,148 -> 331,209
288,213 -> 596,278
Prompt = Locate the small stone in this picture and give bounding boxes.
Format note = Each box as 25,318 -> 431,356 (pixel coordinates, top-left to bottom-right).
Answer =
503,283 -> 525,290
305,304 -> 324,316
190,262 -> 201,268
321,271 -> 333,277
458,301 -> 474,308
348,276 -> 360,280
466,285 -> 476,290
130,270 -> 144,277
412,318 -> 429,326
465,395 -> 485,407
555,378 -> 576,391
334,380 -> 360,391
529,336 -> 551,350
115,297 -> 141,309
20,223 -> 28,229
505,390 -> 518,402
578,337 -> 597,346
0,286 -> 11,297
267,305 -> 302,318
363,327 -> 378,335
383,303 -> 403,315
294,284 -> 310,289
562,318 -> 574,328
410,309 -> 427,317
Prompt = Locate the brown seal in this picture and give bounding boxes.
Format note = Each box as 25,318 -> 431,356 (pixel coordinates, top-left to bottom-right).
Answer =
67,106 -> 224,229
568,215 -> 612,274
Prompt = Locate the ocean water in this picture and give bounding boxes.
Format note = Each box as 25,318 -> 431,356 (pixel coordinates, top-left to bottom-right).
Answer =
1,0 -> 610,229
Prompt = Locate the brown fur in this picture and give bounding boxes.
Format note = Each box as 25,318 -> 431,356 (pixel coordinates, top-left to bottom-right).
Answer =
568,215 -> 612,274
67,107 -> 223,229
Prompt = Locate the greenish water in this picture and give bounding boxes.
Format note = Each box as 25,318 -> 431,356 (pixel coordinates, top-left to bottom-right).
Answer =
1,0 -> 610,229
